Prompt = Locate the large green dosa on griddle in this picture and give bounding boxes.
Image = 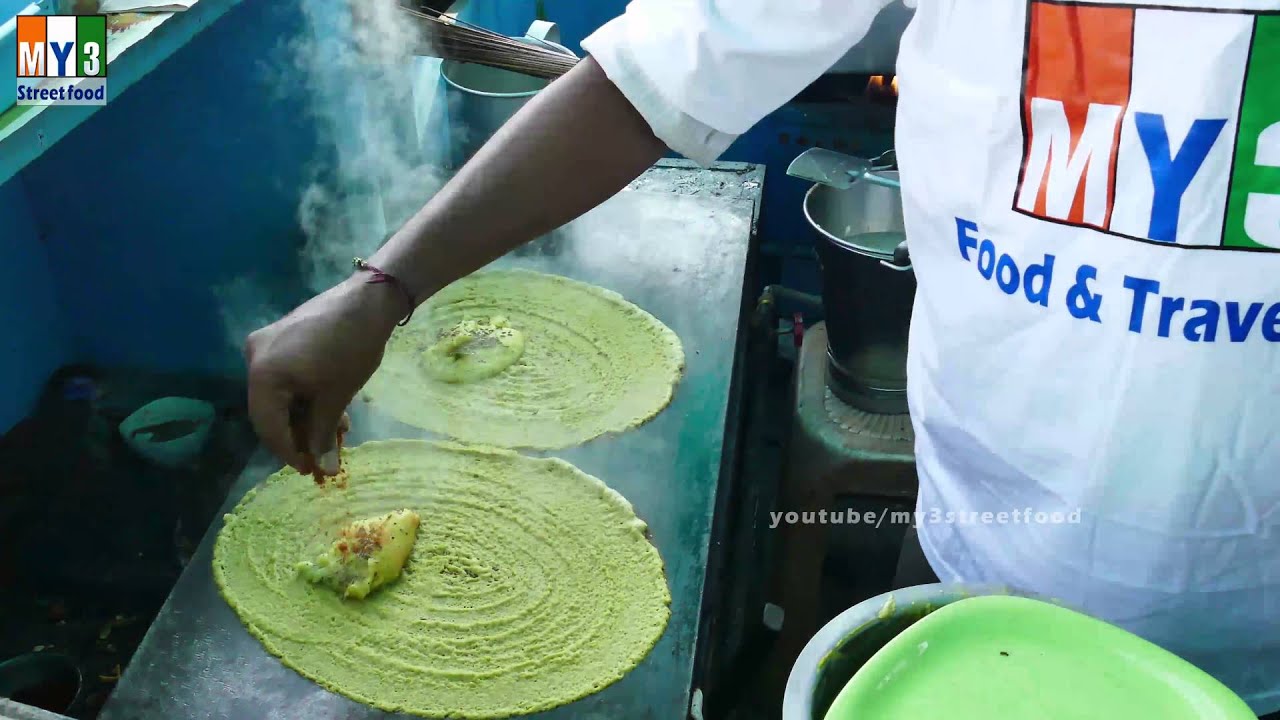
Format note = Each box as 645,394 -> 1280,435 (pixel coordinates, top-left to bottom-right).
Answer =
213,440 -> 671,718
361,269 -> 685,450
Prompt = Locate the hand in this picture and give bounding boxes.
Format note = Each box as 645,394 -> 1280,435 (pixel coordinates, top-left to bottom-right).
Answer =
244,275 -> 404,475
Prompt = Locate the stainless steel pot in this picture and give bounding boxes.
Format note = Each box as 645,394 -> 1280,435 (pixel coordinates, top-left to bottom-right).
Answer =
803,170 -> 914,414
440,20 -> 576,168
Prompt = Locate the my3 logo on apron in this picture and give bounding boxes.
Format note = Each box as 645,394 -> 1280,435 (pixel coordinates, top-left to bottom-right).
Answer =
1014,1 -> 1279,251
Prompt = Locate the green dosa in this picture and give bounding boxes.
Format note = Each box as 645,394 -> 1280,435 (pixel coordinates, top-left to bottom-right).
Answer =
213,439 -> 671,719
361,269 -> 685,450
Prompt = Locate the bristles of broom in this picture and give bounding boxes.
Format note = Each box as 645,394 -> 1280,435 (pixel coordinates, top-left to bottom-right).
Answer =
399,6 -> 579,80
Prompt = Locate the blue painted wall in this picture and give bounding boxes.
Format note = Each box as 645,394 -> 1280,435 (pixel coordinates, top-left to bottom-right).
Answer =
0,0 -> 32,20
0,0 -> 466,435
0,173 -> 72,432
0,0 -> 324,433
22,0 -> 321,379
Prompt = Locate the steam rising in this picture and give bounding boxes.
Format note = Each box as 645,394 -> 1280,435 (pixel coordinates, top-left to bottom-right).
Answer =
217,0 -> 452,442
290,0 -> 449,294
218,0 -> 452,336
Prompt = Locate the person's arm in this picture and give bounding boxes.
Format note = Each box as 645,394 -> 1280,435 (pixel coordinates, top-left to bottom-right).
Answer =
369,0 -> 901,301
246,0 -> 898,475
367,56 -> 668,303
246,59 -> 664,476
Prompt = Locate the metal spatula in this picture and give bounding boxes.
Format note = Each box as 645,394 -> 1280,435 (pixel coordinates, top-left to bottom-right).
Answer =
786,148 -> 900,190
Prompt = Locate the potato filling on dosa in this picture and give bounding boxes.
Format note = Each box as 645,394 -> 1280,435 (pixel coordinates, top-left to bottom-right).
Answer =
361,269 -> 685,450
213,439 -> 670,719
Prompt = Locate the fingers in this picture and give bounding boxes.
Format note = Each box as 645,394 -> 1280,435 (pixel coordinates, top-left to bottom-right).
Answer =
246,367 -> 311,474
307,393 -> 353,476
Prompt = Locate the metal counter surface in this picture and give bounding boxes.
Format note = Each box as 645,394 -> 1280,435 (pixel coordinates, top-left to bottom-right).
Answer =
101,161 -> 763,720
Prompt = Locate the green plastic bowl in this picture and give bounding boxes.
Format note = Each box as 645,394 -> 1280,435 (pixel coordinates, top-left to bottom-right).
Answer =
823,594 -> 1256,720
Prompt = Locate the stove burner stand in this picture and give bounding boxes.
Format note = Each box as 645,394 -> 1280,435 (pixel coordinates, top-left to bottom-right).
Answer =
825,350 -> 909,416
765,322 -> 916,700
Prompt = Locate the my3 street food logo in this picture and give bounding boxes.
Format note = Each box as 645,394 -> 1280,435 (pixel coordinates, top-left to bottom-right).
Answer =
1013,0 -> 1280,251
15,14 -> 108,106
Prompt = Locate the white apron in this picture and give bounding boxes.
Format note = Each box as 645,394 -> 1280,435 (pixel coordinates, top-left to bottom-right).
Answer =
896,3 -> 1280,712
583,0 -> 1280,711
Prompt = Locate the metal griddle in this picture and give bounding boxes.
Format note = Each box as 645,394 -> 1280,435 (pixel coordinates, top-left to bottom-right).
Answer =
99,160 -> 763,720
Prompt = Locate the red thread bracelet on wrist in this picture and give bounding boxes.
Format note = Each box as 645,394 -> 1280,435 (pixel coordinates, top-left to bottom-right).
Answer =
352,257 -> 415,327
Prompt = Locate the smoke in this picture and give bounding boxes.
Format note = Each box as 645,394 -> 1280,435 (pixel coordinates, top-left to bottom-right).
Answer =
216,0 -> 456,327
286,0 -> 450,294
214,274 -> 290,359
285,0 -> 458,442
214,0 -> 457,443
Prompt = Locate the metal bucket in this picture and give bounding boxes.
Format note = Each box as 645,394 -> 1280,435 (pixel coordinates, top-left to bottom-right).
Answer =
0,652 -> 82,715
440,20 -> 576,168
804,171 -> 914,415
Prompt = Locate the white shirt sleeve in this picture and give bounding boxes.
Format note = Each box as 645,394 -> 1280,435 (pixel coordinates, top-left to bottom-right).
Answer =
581,0 -> 898,166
